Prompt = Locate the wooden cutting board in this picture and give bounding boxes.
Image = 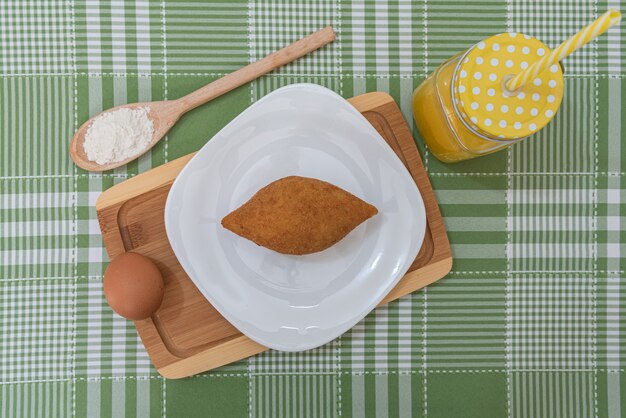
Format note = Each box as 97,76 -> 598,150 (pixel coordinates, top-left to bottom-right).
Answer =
96,92 -> 452,379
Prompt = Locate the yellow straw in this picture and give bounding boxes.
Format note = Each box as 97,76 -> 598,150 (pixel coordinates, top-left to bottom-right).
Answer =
506,9 -> 622,91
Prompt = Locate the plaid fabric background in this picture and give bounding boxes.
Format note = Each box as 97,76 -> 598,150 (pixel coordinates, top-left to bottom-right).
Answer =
0,1 -> 624,417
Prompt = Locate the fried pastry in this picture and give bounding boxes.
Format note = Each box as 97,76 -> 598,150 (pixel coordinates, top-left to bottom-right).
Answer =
221,176 -> 378,255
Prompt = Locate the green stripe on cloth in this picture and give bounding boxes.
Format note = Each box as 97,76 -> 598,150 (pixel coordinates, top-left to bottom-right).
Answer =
340,0 -> 424,76
250,374 -> 337,418
0,381 -> 72,418
0,178 -> 74,279
596,274 -> 626,368
0,1 -> 71,75
0,280 -> 73,382
510,372 -> 595,418
341,294 -> 424,371
75,279 -> 154,379
74,1 -> 162,74
509,273 -> 594,370
433,175 -> 507,271
165,376 -> 247,417
510,176 -> 595,271
252,0 -> 338,76
341,372 -> 422,418
74,378 -> 163,418
511,78 -> 596,174
426,0 -> 507,72
427,371 -> 507,418
511,0 -> 597,77
165,2 -> 249,72
0,77 -> 74,176
427,275 -> 507,369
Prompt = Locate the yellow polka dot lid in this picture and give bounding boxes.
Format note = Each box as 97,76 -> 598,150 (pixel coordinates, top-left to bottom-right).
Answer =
453,33 -> 564,140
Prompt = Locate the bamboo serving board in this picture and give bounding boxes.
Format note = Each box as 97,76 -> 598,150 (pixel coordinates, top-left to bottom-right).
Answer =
96,92 -> 452,379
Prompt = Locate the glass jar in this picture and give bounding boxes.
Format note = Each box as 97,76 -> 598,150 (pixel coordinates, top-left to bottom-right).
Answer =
412,33 -> 565,163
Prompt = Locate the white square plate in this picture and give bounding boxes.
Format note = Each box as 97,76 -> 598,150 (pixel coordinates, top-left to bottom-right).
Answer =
164,84 -> 426,351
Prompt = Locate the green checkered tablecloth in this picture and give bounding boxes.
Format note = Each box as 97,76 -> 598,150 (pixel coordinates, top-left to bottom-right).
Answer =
1,1 -> 624,417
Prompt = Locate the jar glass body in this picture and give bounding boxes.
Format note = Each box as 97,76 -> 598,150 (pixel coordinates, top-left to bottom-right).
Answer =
412,53 -> 523,163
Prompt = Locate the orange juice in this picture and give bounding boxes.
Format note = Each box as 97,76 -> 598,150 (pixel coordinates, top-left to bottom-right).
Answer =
413,33 -> 564,163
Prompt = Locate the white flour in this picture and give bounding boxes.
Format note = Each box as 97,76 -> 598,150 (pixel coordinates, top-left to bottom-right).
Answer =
83,107 -> 154,165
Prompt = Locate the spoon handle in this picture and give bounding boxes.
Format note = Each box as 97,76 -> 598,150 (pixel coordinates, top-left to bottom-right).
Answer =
177,26 -> 336,111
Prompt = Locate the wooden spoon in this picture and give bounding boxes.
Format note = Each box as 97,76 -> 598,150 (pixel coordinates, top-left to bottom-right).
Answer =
70,26 -> 336,172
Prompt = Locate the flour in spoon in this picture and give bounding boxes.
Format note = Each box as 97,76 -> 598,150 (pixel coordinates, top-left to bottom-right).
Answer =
83,107 -> 154,165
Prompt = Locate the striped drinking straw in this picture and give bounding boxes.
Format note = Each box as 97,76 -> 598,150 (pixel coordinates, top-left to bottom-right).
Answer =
506,9 -> 622,91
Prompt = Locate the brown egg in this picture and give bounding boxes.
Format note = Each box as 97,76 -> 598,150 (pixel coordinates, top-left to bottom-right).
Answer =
104,252 -> 165,320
